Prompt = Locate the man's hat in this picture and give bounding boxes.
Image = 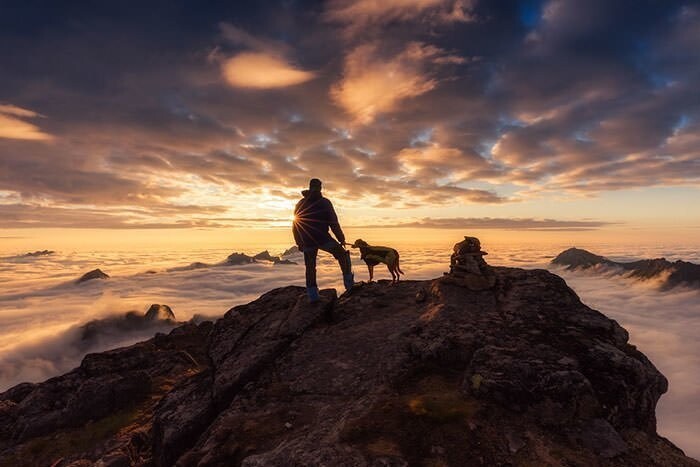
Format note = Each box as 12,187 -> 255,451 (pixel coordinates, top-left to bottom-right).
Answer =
309,178 -> 322,191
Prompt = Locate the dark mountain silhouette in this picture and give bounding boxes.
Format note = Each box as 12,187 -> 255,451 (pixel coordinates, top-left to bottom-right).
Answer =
225,252 -> 256,265
22,250 -> 55,257
76,268 -> 109,283
552,247 -> 700,290
253,250 -> 277,262
1,239 -> 697,466
227,251 -> 297,266
78,304 -> 179,349
282,245 -> 300,256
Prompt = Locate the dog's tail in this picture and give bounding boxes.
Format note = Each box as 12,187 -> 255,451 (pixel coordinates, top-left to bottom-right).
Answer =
396,254 -> 404,275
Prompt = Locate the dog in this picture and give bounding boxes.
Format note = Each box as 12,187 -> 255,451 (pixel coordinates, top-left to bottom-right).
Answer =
351,239 -> 404,282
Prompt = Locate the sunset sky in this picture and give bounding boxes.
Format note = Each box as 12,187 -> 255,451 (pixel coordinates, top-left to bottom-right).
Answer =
1,0 -> 699,248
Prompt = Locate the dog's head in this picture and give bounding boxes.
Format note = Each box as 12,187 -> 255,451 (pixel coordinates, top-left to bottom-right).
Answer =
351,239 -> 369,249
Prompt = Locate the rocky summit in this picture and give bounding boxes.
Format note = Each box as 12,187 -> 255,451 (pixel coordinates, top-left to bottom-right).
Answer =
1,239 -> 698,467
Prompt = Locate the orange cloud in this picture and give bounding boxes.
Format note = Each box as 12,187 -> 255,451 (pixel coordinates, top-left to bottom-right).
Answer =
221,52 -> 315,89
0,104 -> 53,141
331,42 -> 463,124
398,145 -> 469,178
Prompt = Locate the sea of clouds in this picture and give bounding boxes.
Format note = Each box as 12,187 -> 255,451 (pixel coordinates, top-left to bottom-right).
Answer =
0,242 -> 698,458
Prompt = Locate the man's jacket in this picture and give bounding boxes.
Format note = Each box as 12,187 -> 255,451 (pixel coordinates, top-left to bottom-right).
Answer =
292,190 -> 345,248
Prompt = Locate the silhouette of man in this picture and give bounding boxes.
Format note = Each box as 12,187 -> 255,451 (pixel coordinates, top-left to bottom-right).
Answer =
292,178 -> 353,302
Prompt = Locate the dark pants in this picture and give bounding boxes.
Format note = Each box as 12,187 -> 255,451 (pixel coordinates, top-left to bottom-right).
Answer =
303,240 -> 351,288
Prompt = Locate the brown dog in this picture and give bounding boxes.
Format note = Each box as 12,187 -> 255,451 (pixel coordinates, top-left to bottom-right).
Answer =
351,239 -> 404,282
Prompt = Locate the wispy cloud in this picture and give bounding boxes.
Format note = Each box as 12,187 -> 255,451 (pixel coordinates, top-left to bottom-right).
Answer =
216,25 -> 315,89
0,104 -> 53,141
354,217 -> 615,231
325,0 -> 475,35
332,42 -> 465,124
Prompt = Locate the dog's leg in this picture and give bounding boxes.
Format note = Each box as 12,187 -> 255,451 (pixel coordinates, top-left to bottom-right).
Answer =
388,264 -> 396,283
368,264 -> 374,282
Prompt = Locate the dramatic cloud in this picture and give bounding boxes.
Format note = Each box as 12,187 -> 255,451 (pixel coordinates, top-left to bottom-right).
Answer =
0,1 -> 699,228
332,42 -> 465,124
216,23 -> 316,89
221,52 -> 316,89
0,104 -> 53,141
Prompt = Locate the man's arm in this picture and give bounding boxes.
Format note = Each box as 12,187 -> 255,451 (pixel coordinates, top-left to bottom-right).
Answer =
326,200 -> 346,245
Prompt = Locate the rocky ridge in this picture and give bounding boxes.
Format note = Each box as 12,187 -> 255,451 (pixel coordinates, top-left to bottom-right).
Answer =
552,247 -> 700,290
227,251 -> 297,266
22,250 -> 55,257
0,239 -> 697,466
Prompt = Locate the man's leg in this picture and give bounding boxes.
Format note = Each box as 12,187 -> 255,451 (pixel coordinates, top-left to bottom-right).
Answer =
320,240 -> 353,290
303,247 -> 320,302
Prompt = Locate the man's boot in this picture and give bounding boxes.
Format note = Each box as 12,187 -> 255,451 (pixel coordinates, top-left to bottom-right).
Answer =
343,273 -> 354,291
307,286 -> 320,303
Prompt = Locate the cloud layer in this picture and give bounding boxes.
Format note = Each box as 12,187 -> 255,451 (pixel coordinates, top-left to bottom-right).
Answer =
355,217 -> 615,231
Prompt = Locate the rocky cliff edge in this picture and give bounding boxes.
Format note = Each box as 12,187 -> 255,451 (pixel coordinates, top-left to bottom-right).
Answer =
1,245 -> 697,466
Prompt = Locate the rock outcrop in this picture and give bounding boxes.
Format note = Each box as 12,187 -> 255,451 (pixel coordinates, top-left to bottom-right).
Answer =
78,305 -> 179,349
282,245 -> 300,256
553,247 -> 700,290
254,250 -> 298,265
253,250 -> 276,262
144,304 -> 176,322
225,252 -> 256,265
272,257 -> 297,265
76,268 -> 110,283
1,239 -> 697,466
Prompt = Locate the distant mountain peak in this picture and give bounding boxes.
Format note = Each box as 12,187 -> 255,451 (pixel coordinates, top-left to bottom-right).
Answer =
552,247 -> 700,290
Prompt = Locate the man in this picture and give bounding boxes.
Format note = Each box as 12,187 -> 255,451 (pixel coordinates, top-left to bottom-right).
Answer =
292,178 -> 353,302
